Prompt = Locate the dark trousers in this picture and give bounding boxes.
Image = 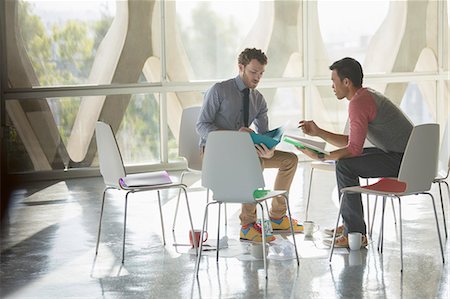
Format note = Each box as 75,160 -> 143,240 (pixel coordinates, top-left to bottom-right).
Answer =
336,148 -> 403,235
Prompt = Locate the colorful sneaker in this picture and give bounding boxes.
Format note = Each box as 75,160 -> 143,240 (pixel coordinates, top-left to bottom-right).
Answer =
270,216 -> 303,233
323,234 -> 368,248
240,223 -> 276,243
323,225 -> 344,237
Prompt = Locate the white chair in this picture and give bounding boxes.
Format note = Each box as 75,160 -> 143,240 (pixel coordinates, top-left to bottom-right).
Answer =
95,121 -> 197,263
194,131 -> 300,279
328,123 -> 445,272
172,106 -> 210,230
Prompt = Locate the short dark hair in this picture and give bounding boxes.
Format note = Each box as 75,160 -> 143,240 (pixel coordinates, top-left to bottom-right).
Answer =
329,57 -> 363,88
238,48 -> 268,66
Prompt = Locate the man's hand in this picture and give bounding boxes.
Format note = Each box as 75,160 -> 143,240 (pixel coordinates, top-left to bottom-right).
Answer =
239,127 -> 254,133
255,143 -> 274,159
296,147 -> 319,160
298,120 -> 320,136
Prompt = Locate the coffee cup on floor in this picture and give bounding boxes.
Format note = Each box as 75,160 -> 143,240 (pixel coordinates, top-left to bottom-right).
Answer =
348,232 -> 362,250
189,229 -> 208,247
303,220 -> 319,237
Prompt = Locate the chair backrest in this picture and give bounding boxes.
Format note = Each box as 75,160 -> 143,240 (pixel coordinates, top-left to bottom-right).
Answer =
202,131 -> 265,203
398,123 -> 439,193
95,121 -> 126,188
179,106 -> 202,171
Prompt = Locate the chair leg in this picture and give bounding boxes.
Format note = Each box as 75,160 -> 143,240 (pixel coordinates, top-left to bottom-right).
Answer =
365,179 -> 371,237
283,194 -> 300,266
172,172 -> 186,231
305,168 -> 315,221
437,183 -> 448,239
257,202 -> 268,279
329,192 -> 345,263
390,197 -> 397,225
180,186 -> 198,255
427,193 -> 445,265
216,203 -> 221,263
377,196 -> 387,253
206,188 -> 210,230
370,197 -> 378,237
157,191 -> 166,246
264,201 -> 273,233
122,192 -> 131,263
224,202 -> 227,227
195,201 -> 216,277
95,188 -> 110,255
397,196 -> 403,272
172,189 -> 182,231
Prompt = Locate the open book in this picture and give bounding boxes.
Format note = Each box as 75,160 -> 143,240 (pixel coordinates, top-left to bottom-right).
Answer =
283,134 -> 330,155
250,126 -> 284,149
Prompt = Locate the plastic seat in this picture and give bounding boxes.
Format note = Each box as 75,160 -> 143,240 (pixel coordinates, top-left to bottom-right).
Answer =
328,123 -> 445,272
95,121 -> 197,262
194,131 -> 300,279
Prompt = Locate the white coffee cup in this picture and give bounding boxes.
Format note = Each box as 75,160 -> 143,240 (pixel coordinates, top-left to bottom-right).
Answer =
303,220 -> 319,237
250,243 -> 268,259
348,232 -> 362,250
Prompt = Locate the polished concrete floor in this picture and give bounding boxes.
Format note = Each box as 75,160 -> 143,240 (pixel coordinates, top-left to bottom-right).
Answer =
1,163 -> 449,298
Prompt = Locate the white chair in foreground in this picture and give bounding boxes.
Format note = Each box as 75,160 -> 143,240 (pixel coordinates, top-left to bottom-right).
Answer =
194,131 -> 300,279
328,123 -> 445,272
95,121 -> 197,263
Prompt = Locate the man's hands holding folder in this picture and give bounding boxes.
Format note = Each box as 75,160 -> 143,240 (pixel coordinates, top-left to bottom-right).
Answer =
238,126 -> 275,159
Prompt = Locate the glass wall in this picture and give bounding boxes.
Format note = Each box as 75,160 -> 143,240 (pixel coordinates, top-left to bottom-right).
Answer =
2,0 -> 449,175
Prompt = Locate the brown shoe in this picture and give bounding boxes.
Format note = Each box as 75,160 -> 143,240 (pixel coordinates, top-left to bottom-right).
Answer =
323,234 -> 368,248
323,225 -> 344,237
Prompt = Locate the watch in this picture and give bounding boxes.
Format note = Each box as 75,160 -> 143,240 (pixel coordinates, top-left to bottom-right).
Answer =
317,152 -> 325,161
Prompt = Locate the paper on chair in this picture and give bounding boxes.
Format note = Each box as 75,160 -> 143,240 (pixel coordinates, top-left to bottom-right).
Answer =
120,171 -> 172,187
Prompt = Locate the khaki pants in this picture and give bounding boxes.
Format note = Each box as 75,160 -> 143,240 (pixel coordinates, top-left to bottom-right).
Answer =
201,148 -> 298,226
239,150 -> 298,226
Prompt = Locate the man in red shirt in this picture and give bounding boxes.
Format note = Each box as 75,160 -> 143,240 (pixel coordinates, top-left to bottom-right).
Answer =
298,57 -> 413,248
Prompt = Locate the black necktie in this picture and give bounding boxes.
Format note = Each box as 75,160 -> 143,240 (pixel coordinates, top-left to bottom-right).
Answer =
243,88 -> 250,127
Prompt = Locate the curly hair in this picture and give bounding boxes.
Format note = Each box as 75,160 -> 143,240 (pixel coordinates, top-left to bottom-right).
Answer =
238,48 -> 268,66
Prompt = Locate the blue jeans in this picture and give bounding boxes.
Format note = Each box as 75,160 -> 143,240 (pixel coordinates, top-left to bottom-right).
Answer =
336,148 -> 403,235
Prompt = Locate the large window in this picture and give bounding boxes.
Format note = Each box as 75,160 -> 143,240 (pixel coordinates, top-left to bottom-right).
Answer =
2,0 -> 449,175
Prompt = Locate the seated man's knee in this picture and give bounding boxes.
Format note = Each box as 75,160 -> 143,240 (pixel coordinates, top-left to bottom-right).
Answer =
284,152 -> 298,168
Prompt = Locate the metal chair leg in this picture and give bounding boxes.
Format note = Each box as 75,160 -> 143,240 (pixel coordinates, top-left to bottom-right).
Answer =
305,168 -> 315,221
397,196 -> 403,272
95,187 -> 111,255
428,193 -> 445,264
122,192 -> 131,263
329,193 -> 345,263
257,202 -> 268,279
157,191 -> 166,245
172,171 -> 186,231
284,194 -> 300,266
181,186 -> 198,255
437,183 -> 448,239
216,203 -> 221,263
195,201 -> 216,277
